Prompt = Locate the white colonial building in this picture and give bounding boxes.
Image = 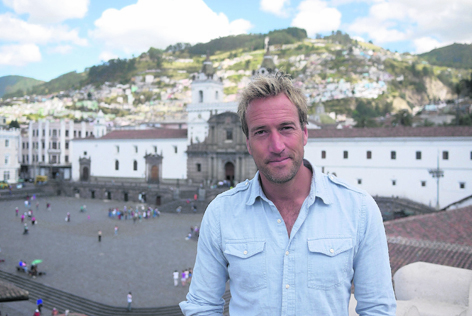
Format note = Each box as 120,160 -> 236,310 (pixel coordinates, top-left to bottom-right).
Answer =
305,126 -> 472,209
71,129 -> 187,182
187,54 -> 237,145
19,118 -> 95,180
0,127 -> 21,183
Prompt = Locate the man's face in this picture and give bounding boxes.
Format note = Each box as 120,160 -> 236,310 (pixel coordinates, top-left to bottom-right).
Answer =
245,93 -> 307,185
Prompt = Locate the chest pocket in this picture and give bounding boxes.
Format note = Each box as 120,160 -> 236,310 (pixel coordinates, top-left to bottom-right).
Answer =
307,238 -> 353,290
224,240 -> 266,290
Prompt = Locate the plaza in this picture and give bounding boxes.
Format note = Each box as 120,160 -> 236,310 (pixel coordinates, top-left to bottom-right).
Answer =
0,195 -> 203,315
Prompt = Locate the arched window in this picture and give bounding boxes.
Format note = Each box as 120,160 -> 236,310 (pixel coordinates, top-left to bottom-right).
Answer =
215,91 -> 219,100
133,160 -> 138,171
115,160 -> 119,170
199,90 -> 203,103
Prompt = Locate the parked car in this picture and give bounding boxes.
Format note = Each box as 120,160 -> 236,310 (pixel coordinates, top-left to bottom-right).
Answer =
34,175 -> 48,184
0,181 -> 10,189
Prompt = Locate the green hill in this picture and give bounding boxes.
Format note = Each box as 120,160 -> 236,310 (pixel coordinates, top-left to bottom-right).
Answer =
419,43 -> 472,69
0,75 -> 44,98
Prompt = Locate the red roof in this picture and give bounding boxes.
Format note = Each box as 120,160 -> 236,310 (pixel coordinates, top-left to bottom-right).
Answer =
385,206 -> 472,275
308,126 -> 472,139
98,129 -> 187,140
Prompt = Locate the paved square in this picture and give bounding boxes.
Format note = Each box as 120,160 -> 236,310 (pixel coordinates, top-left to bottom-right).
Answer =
0,196 -> 203,311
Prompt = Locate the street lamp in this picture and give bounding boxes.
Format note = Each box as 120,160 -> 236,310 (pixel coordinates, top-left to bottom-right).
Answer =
428,151 -> 444,210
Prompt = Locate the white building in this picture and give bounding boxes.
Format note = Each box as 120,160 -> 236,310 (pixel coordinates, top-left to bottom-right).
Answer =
20,119 -> 95,180
0,128 -> 21,183
187,55 -> 237,145
305,126 -> 472,209
71,129 -> 187,182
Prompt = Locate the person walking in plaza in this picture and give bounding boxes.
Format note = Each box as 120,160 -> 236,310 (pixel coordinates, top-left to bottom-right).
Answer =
23,223 -> 28,235
66,212 -> 70,222
181,270 -> 186,286
173,270 -> 179,286
114,225 -> 118,236
98,230 -> 102,242
36,298 -> 43,313
15,206 -> 18,216
21,213 -> 24,223
127,292 -> 132,311
36,201 -> 39,211
33,309 -> 40,316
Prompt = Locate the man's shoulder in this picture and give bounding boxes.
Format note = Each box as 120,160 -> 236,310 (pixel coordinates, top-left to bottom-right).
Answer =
323,172 -> 366,196
216,178 -> 253,199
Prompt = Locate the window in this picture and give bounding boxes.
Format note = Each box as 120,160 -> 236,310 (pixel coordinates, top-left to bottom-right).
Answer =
52,129 -> 57,137
133,160 -> 138,171
51,155 -> 57,163
52,142 -> 57,149
391,151 -> 396,160
26,142 -> 29,149
86,131 -> 89,137
366,151 -> 372,159
421,181 -> 426,187
442,151 -> 449,160
357,179 -> 362,185
22,142 -> 25,149
3,171 -> 10,181
84,151 -> 87,156
5,139 -> 9,147
74,130 -> 77,137
115,160 -> 119,170
42,141 -> 45,149
416,151 -> 422,160
343,151 -> 348,159
5,155 -> 9,165
134,146 -> 138,153
154,146 -> 157,153
65,155 -> 69,163
116,146 -> 120,153
42,129 -> 45,137
65,141 -> 69,149
78,131 -> 81,137
174,146 -> 178,154
460,182 -> 465,189
42,155 -> 45,162
65,130 -> 69,137
197,163 -> 201,172
22,155 -> 25,163
321,150 -> 326,159
215,91 -> 219,100
226,129 -> 233,140
199,90 -> 203,103
392,180 -> 396,186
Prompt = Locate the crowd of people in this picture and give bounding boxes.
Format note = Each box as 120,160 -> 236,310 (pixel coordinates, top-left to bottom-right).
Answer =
108,205 -> 160,222
173,268 -> 193,287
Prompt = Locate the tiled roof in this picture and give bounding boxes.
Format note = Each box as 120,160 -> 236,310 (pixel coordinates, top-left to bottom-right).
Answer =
96,129 -> 187,140
385,206 -> 472,275
0,279 -> 29,302
308,126 -> 472,139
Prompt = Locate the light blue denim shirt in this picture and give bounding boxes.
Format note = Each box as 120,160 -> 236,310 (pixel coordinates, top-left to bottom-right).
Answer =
180,164 -> 396,315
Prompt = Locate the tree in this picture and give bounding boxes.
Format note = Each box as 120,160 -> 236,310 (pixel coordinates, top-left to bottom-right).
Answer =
9,120 -> 20,128
148,47 -> 163,68
393,110 -> 413,126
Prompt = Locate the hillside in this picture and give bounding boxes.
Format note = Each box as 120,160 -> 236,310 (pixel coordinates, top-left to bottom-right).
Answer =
419,43 -> 472,69
0,75 -> 44,98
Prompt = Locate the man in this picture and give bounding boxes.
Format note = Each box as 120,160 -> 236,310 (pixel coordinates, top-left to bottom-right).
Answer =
180,73 -> 396,315
127,292 -> 132,311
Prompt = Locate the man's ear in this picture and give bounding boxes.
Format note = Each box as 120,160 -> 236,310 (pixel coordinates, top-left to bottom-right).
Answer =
246,137 -> 252,155
303,125 -> 308,146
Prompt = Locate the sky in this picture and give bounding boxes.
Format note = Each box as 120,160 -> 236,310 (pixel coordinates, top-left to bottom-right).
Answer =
0,0 -> 471,82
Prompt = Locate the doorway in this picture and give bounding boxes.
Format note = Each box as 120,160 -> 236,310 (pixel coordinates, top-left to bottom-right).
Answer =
225,162 -> 235,186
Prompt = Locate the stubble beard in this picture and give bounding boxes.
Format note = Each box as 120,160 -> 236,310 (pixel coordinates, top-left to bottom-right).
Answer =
258,155 -> 303,184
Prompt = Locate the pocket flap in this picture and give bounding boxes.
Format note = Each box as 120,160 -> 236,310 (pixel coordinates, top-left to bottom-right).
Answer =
307,238 -> 352,257
224,241 -> 265,259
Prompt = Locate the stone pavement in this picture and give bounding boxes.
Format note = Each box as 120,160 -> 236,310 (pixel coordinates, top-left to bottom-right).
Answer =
0,196 -> 205,315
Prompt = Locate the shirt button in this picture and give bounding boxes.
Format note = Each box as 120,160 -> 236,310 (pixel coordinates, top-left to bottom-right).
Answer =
329,174 -> 334,180
277,219 -> 282,224
285,251 -> 289,256
330,249 -> 334,254
243,250 -> 248,255
285,284 -> 290,289
245,181 -> 248,185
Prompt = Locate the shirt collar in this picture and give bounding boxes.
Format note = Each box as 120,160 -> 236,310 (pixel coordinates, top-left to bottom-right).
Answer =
245,160 -> 333,206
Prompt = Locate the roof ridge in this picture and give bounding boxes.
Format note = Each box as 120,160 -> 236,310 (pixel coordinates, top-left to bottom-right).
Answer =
387,236 -> 472,254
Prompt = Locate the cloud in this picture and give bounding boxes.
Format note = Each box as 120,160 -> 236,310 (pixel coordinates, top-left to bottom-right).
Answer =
0,13 -> 87,45
89,0 -> 253,54
291,0 -> 341,36
0,43 -> 41,66
347,0 -> 472,51
47,45 -> 73,54
3,0 -> 90,24
260,0 -> 291,17
98,51 -> 119,63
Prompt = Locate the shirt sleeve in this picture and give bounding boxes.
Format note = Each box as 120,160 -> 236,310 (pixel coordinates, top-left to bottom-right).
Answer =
179,199 -> 229,316
353,194 -> 397,316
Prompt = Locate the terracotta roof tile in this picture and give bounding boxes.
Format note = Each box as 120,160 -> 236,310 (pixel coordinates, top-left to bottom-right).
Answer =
385,206 -> 472,275
0,279 -> 29,302
308,126 -> 472,139
96,129 -> 187,140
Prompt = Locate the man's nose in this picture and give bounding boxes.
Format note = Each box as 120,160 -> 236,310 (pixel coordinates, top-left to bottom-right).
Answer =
269,132 -> 285,154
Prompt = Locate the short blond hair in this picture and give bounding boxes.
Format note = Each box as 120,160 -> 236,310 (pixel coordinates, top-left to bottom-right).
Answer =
238,72 -> 308,138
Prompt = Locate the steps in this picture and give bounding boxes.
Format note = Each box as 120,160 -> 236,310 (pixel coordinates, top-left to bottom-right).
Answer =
0,270 -> 231,316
